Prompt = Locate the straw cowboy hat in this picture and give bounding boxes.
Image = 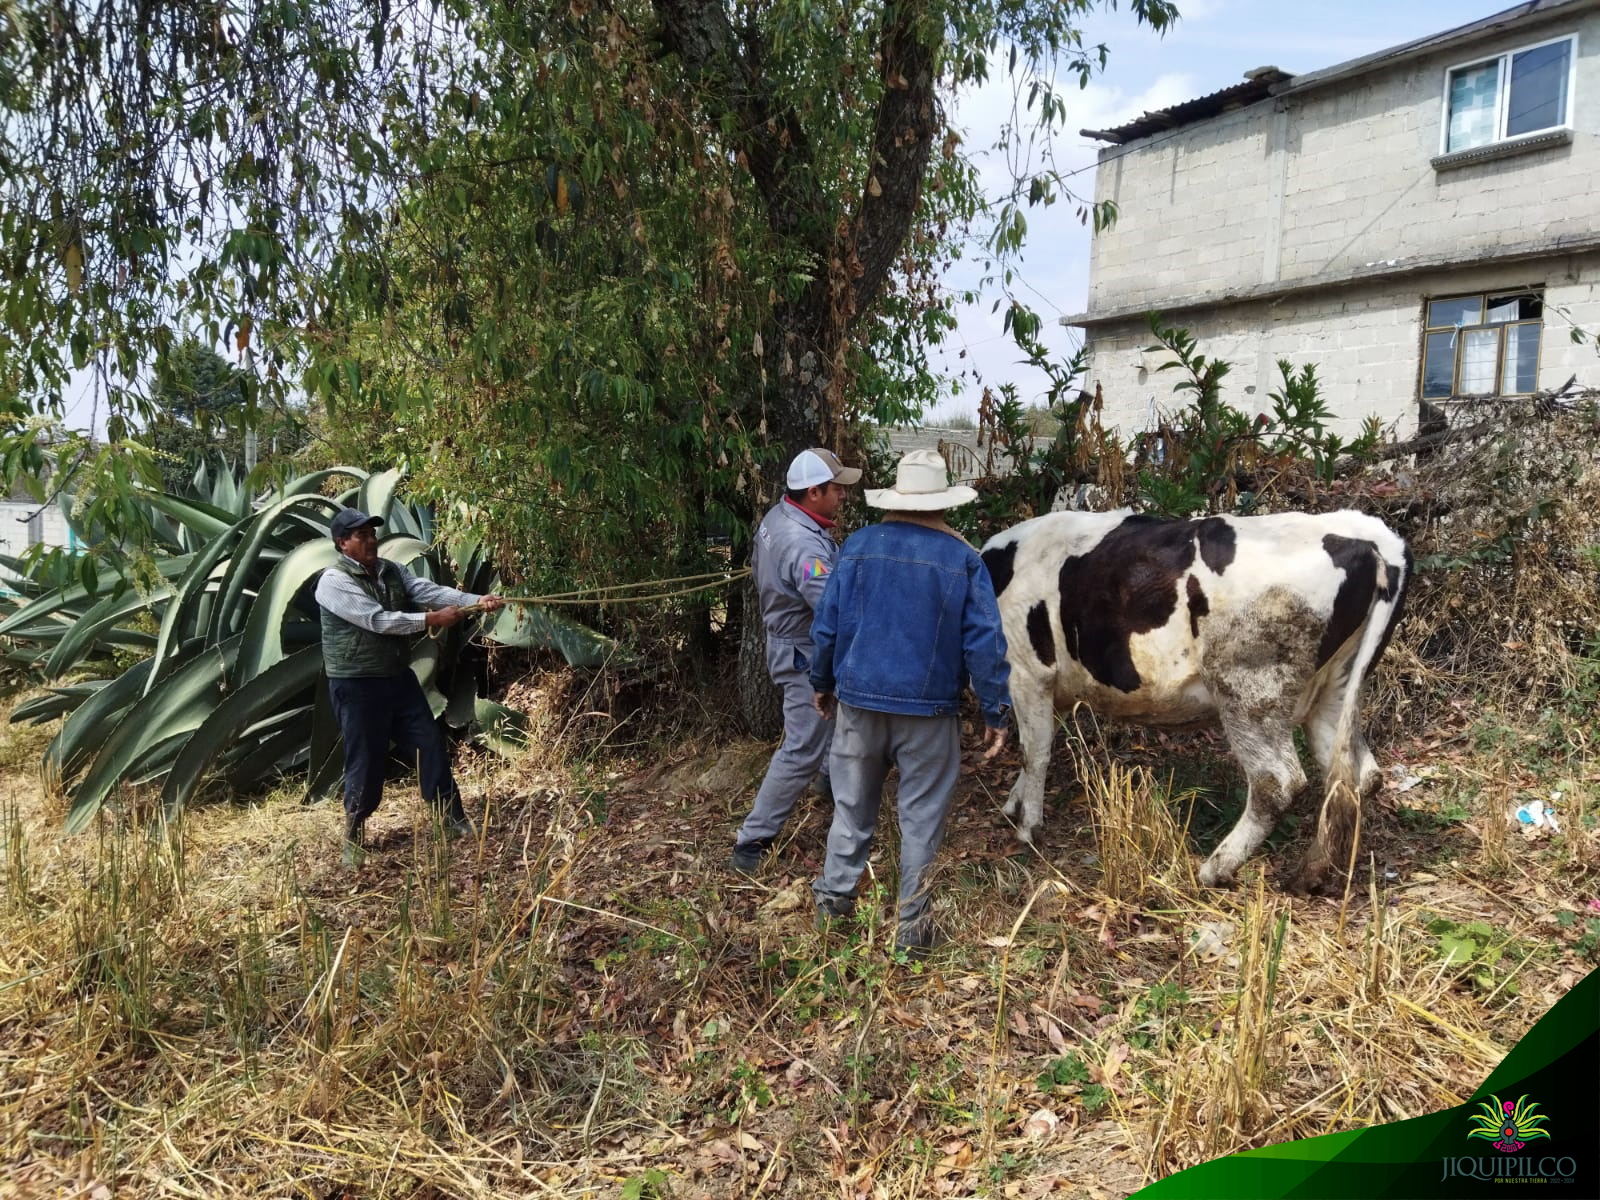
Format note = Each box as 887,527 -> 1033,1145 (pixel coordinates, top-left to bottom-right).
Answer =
865,448 -> 979,511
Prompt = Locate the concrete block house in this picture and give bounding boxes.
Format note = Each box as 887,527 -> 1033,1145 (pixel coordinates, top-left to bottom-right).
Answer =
1065,0 -> 1600,440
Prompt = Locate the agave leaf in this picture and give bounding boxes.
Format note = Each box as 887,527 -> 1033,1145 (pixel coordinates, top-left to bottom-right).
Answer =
282,466 -> 367,500
1,617 -> 77,642
43,650 -> 177,789
44,582 -> 175,679
211,460 -> 246,518
160,645 -> 321,815
223,707 -> 314,791
473,697 -> 529,757
445,667 -> 477,729
137,489 -> 236,541
125,734 -> 193,788
304,672 -> 342,805
8,681 -> 112,725
0,554 -> 191,637
144,521 -> 246,693
210,493 -> 346,643
483,603 -> 622,668
358,467 -> 403,525
64,636 -> 242,833
384,501 -> 428,542
409,636 -> 446,716
234,537 -> 337,682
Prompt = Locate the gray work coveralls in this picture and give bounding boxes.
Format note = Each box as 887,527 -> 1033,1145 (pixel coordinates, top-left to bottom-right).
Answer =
735,499 -> 837,847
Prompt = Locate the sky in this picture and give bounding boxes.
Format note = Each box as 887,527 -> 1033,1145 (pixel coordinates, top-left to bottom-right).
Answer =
926,0 -> 1526,422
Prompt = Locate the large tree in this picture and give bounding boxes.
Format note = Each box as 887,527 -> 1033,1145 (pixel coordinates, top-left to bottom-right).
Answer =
1,0 -> 1176,727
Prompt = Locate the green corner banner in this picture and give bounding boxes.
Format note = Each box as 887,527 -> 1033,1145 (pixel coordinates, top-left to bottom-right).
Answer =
1133,968 -> 1599,1199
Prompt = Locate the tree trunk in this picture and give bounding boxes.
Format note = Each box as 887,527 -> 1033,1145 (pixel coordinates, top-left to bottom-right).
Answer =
657,0 -> 939,736
735,576 -> 782,738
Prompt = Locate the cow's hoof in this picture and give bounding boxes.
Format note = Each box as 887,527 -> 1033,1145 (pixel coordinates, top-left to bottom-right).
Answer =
1015,826 -> 1038,850
1197,861 -> 1235,889
1290,860 -> 1338,896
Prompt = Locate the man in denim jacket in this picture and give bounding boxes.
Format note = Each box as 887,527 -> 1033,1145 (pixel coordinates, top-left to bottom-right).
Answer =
808,449 -> 1011,958
730,447 -> 863,872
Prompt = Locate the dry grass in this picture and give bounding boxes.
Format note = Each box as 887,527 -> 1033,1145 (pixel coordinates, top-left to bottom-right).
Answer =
4,407 -> 1600,1196
3,696 -> 1593,1199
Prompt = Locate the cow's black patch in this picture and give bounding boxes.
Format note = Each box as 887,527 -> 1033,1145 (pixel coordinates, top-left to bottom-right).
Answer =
1026,601 -> 1055,666
1318,534 -> 1380,666
1195,517 -> 1237,575
1366,544 -> 1412,677
981,541 -> 1017,598
1059,516 -> 1196,692
1186,575 -> 1210,638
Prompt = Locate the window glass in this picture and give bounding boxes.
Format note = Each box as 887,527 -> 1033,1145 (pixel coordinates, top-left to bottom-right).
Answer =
1447,61 -> 1500,151
1507,41 -> 1571,136
1501,323 -> 1541,393
1485,293 -> 1543,322
1427,296 -> 1483,328
1422,331 -> 1457,399
1458,329 -> 1499,394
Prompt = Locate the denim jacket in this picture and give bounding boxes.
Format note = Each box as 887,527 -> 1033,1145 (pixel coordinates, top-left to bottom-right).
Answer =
809,520 -> 1011,726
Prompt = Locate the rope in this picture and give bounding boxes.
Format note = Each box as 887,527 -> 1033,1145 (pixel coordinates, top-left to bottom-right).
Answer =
498,566 -> 752,607
427,566 -> 752,637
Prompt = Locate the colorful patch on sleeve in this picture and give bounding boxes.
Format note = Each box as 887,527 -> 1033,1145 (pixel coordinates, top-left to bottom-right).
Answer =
801,557 -> 830,580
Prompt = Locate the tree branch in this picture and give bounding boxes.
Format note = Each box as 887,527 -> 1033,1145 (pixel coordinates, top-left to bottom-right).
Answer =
849,3 -> 935,316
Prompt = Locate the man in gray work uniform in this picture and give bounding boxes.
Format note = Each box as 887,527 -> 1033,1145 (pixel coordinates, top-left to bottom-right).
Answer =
316,506 -> 505,865
729,447 -> 862,872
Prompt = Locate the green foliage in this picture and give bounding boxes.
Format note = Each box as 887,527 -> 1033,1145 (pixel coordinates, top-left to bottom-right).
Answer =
952,307 -> 1384,542
1426,916 -> 1517,995
1037,1053 -> 1091,1091
3,0 -> 1178,668
0,467 -> 611,829
1080,1083 -> 1112,1114
621,1168 -> 671,1200
1130,980 -> 1190,1047
1135,313 -> 1378,516
141,338 -> 308,493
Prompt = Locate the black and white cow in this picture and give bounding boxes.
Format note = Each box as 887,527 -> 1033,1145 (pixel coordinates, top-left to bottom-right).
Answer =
979,509 -> 1410,893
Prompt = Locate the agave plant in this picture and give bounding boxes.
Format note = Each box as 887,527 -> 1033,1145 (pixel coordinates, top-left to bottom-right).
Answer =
1,465 -> 617,831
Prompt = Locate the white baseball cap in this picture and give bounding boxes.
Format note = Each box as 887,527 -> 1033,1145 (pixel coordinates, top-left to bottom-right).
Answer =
786,447 -> 863,489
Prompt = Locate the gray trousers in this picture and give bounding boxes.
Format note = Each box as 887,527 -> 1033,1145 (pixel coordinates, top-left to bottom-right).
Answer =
813,703 -> 962,940
736,637 -> 833,846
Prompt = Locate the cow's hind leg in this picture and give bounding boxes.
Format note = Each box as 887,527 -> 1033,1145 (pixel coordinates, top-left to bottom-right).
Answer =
1199,714 -> 1307,887
1296,674 -> 1381,894
1004,674 -> 1056,846
1303,675 -> 1381,800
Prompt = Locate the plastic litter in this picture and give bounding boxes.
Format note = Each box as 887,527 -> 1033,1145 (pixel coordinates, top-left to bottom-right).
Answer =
1510,797 -> 1561,837
1189,921 -> 1236,963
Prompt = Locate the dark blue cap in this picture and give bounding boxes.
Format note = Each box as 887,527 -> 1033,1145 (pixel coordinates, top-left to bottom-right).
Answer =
329,507 -> 383,543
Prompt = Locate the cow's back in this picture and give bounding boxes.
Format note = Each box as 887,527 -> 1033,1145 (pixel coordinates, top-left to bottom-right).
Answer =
979,509 -> 1407,725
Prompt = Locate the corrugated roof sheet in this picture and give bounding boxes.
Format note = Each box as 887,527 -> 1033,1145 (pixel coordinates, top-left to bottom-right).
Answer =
1080,69 -> 1290,145
1080,0 -> 1599,146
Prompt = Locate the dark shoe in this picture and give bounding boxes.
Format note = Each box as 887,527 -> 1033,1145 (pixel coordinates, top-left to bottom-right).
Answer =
814,895 -> 856,931
342,815 -> 367,866
809,776 -> 834,804
728,838 -> 773,874
436,810 -> 474,839
895,924 -> 947,962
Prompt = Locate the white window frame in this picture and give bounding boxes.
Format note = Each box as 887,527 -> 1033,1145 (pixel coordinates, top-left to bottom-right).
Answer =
1437,33 -> 1578,156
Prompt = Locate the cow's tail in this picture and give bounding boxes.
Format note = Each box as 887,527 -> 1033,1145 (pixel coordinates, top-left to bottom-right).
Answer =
1298,538 -> 1411,894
